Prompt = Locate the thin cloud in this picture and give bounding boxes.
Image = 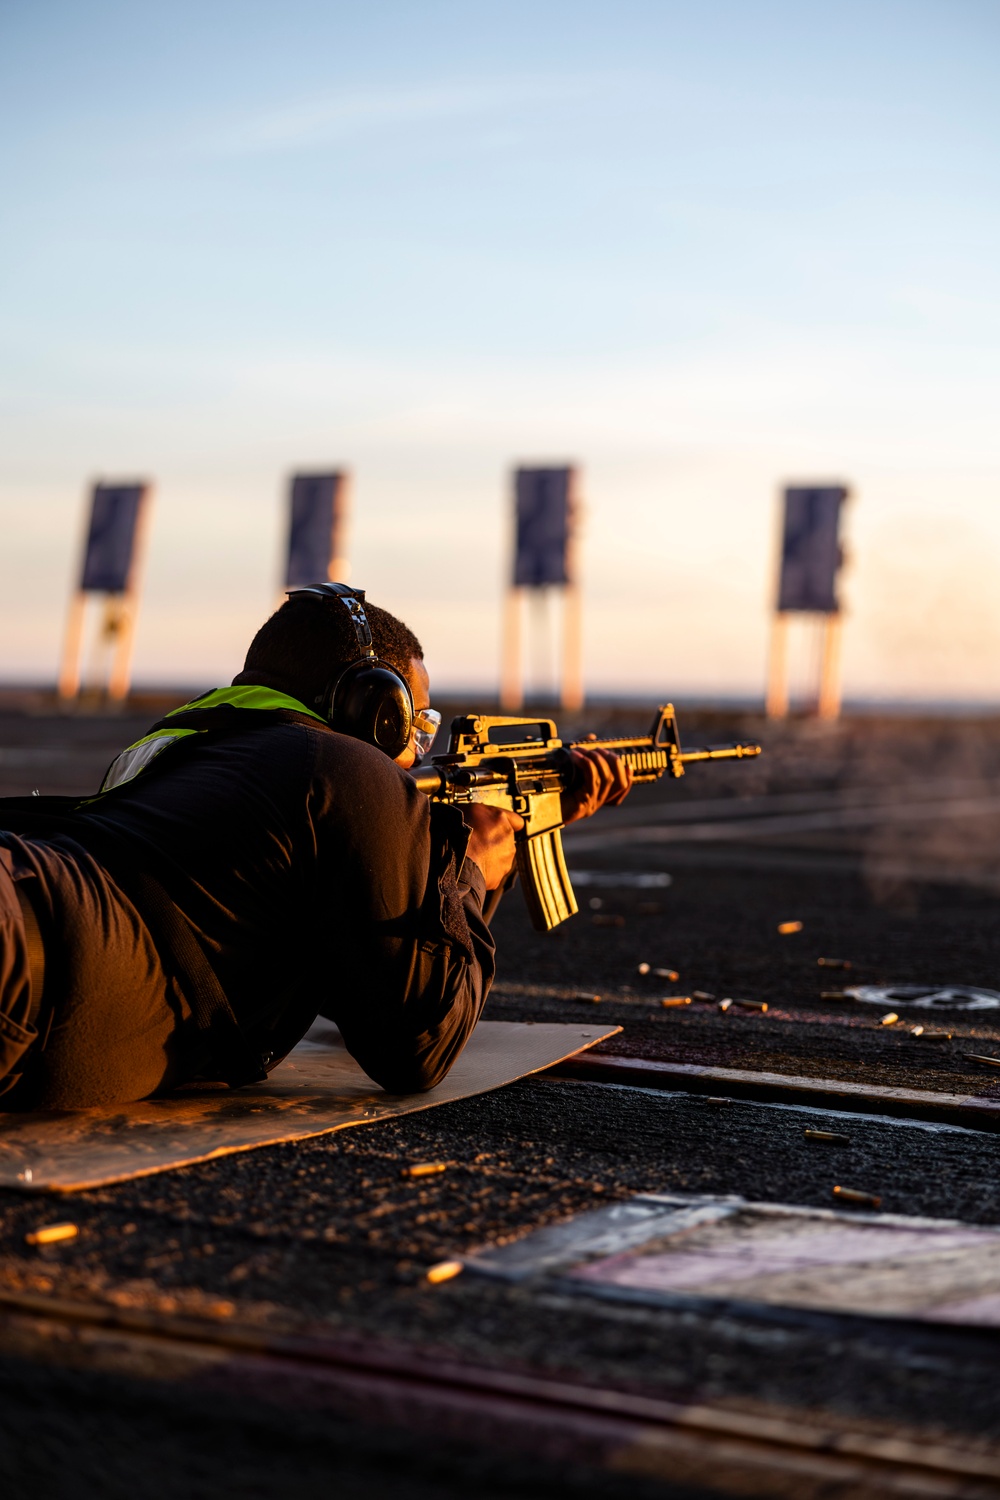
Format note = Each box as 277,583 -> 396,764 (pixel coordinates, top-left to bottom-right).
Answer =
205,73 -> 627,156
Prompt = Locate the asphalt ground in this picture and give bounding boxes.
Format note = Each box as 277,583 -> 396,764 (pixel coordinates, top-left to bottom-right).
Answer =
4,702 -> 1000,1494
489,867 -> 1000,1095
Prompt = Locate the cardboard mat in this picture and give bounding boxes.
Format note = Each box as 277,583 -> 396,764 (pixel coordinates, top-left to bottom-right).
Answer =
0,1021 -> 618,1194
469,1192 -> 1000,1328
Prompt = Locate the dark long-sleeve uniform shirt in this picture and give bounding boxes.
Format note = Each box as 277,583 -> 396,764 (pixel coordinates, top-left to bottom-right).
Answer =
0,704 -> 495,1109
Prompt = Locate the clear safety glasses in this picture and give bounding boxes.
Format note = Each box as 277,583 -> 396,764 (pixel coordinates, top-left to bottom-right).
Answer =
412,708 -> 442,760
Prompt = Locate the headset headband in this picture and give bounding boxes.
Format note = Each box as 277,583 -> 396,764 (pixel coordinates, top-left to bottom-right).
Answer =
285,582 -> 375,659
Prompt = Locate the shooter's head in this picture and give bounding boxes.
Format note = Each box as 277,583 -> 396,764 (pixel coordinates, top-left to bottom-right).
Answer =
234,589 -> 434,766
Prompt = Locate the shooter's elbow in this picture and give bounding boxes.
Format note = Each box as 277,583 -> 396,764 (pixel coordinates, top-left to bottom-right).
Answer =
370,1052 -> 450,1095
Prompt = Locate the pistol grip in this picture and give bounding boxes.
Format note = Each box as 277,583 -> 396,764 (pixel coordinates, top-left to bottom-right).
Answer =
515,827 -> 579,932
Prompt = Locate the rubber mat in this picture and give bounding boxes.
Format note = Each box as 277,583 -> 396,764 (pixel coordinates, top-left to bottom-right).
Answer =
0,1020 -> 618,1194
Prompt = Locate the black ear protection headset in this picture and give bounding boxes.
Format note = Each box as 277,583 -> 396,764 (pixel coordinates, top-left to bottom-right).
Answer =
285,582 -> 414,759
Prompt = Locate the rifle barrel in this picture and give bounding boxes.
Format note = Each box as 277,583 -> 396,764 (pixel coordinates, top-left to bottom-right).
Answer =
680,742 -> 761,764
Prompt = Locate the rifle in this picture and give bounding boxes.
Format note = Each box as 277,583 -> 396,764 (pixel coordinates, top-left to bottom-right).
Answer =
409,704 -> 761,932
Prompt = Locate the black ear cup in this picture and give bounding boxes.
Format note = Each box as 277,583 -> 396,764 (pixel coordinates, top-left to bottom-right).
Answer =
285,582 -> 414,758
328,662 -> 414,759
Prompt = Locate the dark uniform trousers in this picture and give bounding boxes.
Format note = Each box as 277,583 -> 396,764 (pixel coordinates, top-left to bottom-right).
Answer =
0,837 -> 189,1110
0,852 -> 37,1092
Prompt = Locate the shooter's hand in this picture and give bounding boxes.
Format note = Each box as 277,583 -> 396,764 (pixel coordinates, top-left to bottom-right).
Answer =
462,804 -> 525,890
560,743 -> 633,825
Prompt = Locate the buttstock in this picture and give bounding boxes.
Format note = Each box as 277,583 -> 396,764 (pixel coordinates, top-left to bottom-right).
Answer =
515,827 -> 579,933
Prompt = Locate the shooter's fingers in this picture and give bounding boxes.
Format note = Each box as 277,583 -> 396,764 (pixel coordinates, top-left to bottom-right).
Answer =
559,751 -> 597,824
603,751 -> 633,805
575,750 -> 605,810
561,747 -> 631,823
578,747 -> 627,806
587,749 -> 617,804
461,804 -> 524,888
575,751 -> 603,812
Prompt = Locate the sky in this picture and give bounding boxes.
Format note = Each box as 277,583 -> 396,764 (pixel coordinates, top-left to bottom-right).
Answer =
1,0 -> 999,701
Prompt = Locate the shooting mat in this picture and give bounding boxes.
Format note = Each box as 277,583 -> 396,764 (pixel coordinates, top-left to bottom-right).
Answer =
469,1192 -> 1000,1328
0,1020 -> 618,1194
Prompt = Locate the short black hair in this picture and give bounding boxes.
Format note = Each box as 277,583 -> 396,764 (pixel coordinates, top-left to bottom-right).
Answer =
235,595 -> 423,706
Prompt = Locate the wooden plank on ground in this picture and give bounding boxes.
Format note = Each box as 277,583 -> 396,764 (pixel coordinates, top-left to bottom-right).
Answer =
552,1053 -> 1000,1129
